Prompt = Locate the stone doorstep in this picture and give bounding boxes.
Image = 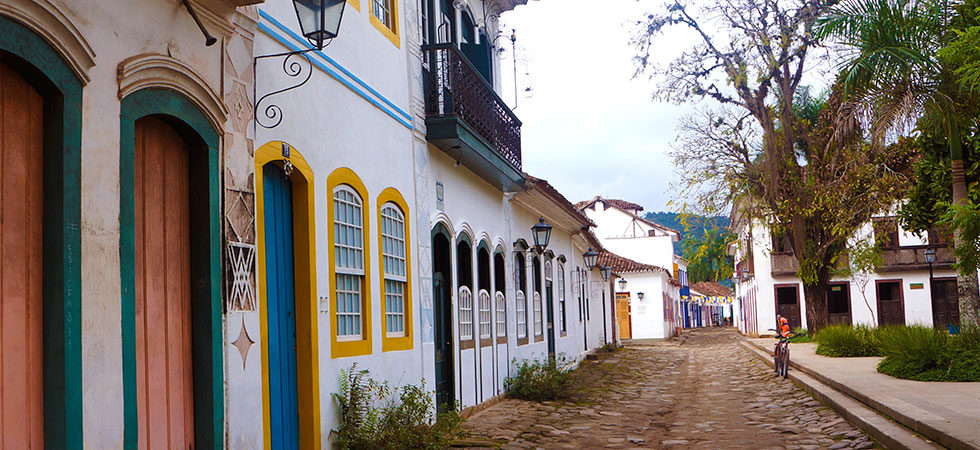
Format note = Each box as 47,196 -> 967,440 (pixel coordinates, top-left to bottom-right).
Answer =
740,341 -> 940,450
746,339 -> 980,450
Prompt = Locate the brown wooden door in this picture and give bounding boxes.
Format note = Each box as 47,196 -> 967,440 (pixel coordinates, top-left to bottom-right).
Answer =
616,293 -> 631,339
827,283 -> 852,325
134,116 -> 195,449
775,285 -> 802,329
931,279 -> 960,329
876,280 -> 905,326
0,59 -> 45,449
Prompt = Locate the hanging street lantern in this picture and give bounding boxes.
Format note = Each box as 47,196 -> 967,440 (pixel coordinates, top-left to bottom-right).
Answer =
531,217 -> 553,252
637,292 -> 645,301
599,265 -> 612,281
293,0 -> 347,50
583,247 -> 599,270
617,277 -> 627,291
924,248 -> 936,264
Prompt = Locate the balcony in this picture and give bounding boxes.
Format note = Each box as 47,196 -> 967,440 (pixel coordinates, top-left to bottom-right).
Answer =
879,245 -> 956,272
771,252 -> 799,276
770,251 -> 849,276
423,43 -> 524,191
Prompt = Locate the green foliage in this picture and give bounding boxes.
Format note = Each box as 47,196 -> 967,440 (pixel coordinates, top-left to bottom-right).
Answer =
788,327 -> 812,343
333,366 -> 464,449
504,356 -> 574,402
877,326 -> 980,382
643,211 -> 731,257
681,221 -> 736,284
944,201 -> 980,272
814,324 -> 882,357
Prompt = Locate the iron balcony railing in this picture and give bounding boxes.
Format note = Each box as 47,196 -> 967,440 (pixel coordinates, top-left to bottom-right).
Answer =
422,43 -> 522,170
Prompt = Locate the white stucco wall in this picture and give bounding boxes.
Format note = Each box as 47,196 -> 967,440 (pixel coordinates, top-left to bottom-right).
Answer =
581,202 -> 677,271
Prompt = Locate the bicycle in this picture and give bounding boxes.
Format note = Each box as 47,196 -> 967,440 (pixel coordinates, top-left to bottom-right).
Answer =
768,328 -> 792,378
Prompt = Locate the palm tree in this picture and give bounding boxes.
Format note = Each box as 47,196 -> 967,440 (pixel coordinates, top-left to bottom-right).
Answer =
817,0 -> 980,328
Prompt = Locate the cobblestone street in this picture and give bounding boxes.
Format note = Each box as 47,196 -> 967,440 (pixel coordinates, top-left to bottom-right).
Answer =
463,328 -> 875,449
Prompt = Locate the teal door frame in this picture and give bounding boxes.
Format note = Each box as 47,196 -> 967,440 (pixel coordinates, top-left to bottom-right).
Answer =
119,88 -> 223,450
0,15 -> 83,449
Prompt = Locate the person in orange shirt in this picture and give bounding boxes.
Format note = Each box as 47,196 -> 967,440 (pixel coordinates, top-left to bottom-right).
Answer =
777,315 -> 791,338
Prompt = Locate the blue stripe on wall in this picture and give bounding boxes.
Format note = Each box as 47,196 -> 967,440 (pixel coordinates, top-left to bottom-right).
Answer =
257,10 -> 414,129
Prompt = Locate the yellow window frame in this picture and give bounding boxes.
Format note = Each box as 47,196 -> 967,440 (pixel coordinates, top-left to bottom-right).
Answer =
327,167 -> 374,358
348,0 -> 360,11
377,187 -> 413,352
369,0 -> 400,48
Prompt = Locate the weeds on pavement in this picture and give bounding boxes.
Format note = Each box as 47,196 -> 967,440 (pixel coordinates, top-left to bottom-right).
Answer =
504,355 -> 574,401
333,364 -> 464,449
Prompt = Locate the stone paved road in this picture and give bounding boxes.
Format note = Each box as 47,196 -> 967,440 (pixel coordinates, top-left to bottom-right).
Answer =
462,328 -> 875,449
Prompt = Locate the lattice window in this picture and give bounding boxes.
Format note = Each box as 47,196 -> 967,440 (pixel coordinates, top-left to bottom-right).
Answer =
381,203 -> 407,337
558,263 -> 566,333
495,291 -> 506,337
373,0 -> 395,30
459,286 -> 474,340
516,290 -> 527,338
533,292 -> 543,336
334,185 -> 364,339
478,289 -> 492,339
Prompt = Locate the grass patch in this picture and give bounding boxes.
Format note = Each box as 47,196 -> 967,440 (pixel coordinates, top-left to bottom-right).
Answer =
788,326 -> 812,343
814,324 -> 880,357
504,355 -> 574,401
876,326 -> 980,382
333,365 -> 464,449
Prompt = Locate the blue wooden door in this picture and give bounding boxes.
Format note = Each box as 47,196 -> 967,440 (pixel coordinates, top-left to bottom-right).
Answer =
263,164 -> 300,450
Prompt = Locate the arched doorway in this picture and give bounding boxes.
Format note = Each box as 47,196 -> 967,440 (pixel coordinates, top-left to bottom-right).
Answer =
120,89 -> 224,449
255,142 -> 320,450
432,223 -> 455,412
0,15 -> 85,447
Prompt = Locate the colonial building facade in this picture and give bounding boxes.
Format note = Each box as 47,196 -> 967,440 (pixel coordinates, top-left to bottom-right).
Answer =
0,0 -> 624,448
731,206 -> 979,336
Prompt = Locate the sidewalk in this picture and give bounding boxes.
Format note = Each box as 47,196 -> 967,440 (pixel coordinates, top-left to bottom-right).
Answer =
746,339 -> 980,450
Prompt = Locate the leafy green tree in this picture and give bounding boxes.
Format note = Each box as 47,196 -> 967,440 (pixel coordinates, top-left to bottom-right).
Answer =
682,222 -> 735,283
634,0 -> 914,332
817,0 -> 980,327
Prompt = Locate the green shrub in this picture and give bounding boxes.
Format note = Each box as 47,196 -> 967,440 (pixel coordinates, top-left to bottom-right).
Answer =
814,324 -> 880,357
504,355 -> 574,401
333,365 -> 464,449
788,327 -> 812,343
877,326 -> 980,382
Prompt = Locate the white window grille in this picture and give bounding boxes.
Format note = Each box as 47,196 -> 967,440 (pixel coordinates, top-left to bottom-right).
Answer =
334,186 -> 364,340
516,291 -> 527,338
373,0 -> 394,30
381,203 -> 407,337
533,292 -> 543,336
478,289 -> 492,339
558,264 -> 566,333
495,291 -> 506,337
459,286 -> 474,340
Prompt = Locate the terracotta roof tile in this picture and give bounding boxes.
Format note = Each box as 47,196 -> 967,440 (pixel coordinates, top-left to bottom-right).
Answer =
574,196 -> 644,212
691,281 -> 733,297
597,250 -> 668,275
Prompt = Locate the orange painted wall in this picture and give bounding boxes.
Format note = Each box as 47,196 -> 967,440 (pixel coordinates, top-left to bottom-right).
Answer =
134,117 -> 195,449
0,60 -> 45,449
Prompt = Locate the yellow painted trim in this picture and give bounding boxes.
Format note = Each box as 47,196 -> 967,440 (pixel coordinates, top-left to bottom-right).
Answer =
377,188 -> 414,352
254,141 -> 321,450
327,167 -> 374,358
348,0 -> 360,12
368,0 -> 401,48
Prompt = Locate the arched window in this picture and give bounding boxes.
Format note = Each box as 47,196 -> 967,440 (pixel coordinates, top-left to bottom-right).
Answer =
516,291 -> 527,339
558,263 -> 567,333
478,289 -> 492,339
532,292 -> 543,336
532,256 -> 542,339
459,286 -> 474,340
380,202 -> 406,337
334,185 -> 365,340
495,291 -> 506,338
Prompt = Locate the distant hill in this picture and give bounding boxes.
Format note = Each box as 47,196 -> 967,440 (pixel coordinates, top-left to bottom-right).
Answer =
644,211 -> 731,256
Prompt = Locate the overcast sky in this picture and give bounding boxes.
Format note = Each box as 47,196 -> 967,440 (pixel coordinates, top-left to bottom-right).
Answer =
498,0 -> 699,213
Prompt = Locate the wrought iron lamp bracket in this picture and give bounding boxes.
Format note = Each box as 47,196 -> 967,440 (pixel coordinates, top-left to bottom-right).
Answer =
252,47 -> 324,130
